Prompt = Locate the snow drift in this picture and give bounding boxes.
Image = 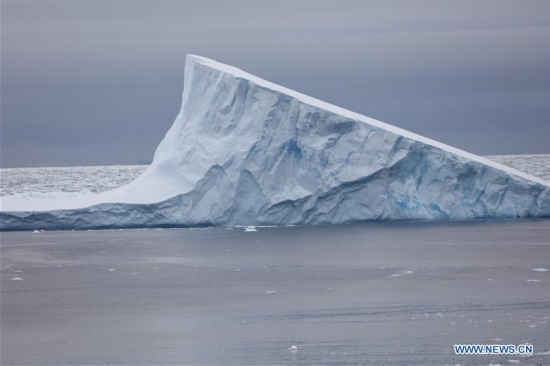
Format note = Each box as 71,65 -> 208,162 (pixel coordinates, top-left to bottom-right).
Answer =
1,55 -> 549,230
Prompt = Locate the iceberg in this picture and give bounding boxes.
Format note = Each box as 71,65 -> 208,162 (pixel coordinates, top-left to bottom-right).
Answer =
1,55 -> 549,230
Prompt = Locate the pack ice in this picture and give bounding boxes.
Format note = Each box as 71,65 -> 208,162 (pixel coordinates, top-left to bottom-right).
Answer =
1,55 -> 549,230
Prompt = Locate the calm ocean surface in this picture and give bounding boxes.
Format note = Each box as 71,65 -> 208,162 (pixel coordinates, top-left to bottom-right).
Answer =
2,221 -> 550,365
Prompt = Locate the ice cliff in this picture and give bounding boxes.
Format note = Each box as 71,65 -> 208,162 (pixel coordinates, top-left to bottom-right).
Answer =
1,55 -> 549,230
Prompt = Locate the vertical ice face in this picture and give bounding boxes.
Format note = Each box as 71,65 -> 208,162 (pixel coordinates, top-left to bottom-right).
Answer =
1,55 -> 549,230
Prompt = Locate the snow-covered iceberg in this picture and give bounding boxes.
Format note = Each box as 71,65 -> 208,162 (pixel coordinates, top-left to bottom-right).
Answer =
1,55 -> 549,230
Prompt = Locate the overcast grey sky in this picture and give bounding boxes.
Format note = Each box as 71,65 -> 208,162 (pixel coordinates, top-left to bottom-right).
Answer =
1,0 -> 549,167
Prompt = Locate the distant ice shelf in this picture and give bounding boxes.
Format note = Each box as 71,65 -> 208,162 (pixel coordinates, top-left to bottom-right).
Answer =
1,55 -> 549,230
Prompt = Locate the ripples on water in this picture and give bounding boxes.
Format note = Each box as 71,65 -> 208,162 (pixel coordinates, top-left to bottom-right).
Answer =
1,154 -> 549,196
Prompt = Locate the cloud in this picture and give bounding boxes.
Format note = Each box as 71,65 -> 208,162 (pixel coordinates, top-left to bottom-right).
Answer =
2,0 -> 549,166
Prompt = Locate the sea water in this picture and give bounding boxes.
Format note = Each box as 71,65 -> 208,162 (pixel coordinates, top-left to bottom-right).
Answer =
1,221 -> 549,365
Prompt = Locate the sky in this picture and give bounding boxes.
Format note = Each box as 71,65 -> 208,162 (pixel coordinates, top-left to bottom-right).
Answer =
1,0 -> 549,168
